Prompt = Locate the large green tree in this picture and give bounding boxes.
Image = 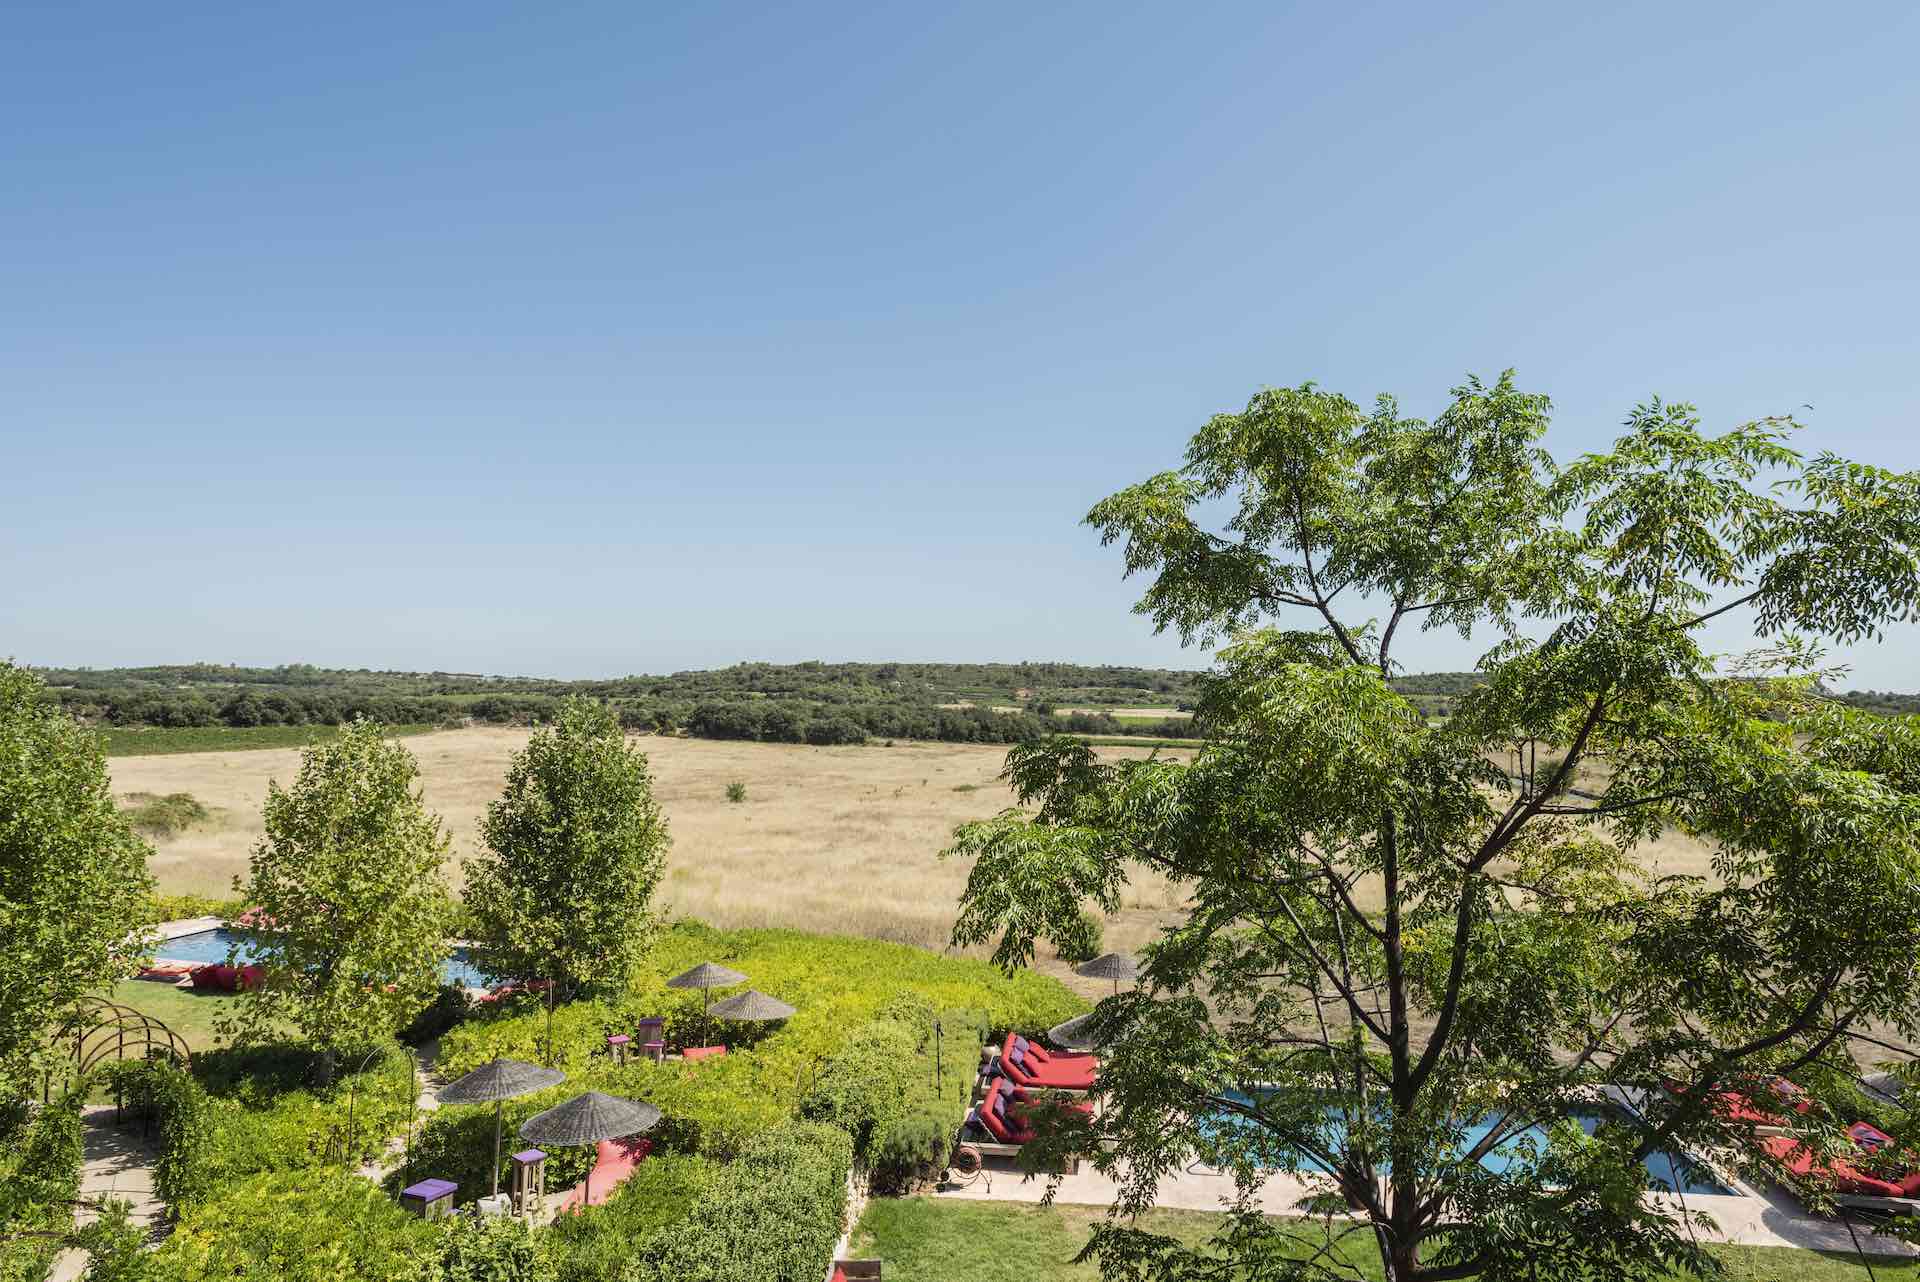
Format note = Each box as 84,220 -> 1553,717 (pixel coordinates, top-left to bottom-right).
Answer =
226,718 -> 456,1071
0,661 -> 153,1079
946,375 -> 1920,1282
464,697 -> 671,997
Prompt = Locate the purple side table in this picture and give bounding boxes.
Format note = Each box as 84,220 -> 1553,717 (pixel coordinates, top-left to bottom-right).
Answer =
401,1177 -> 458,1219
510,1148 -> 547,1216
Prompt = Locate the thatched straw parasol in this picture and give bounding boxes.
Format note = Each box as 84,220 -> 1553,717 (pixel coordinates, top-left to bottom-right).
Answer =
437,1059 -> 567,1197
665,961 -> 748,1014
708,988 -> 797,1022
517,1092 -> 663,1205
1074,952 -> 1140,995
1047,1011 -> 1107,1053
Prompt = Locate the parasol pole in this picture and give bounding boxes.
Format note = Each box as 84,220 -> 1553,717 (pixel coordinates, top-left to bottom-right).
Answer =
492,1098 -> 504,1197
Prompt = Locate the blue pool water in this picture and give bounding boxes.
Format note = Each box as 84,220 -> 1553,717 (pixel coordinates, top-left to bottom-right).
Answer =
1202,1094 -> 1735,1196
158,927 -> 495,990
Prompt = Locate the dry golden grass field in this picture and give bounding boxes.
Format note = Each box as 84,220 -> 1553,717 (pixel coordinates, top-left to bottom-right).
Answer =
111,726 -> 1727,1003
110,728 -> 1194,963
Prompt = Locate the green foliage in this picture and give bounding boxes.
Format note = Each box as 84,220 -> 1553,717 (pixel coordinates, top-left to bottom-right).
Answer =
465,699 -> 672,997
101,724 -> 438,756
0,1087 -> 85,1282
144,1168 -> 435,1282
142,891 -> 247,925
724,781 -> 747,804
949,375 -> 1920,1281
400,984 -> 474,1047
871,1106 -> 954,1193
545,1153 -> 713,1282
401,1091 -> 598,1204
51,660 -> 1210,748
192,1042 -> 420,1184
634,1121 -> 852,1282
224,719 -> 458,1063
434,924 -> 1077,1171
103,1059 -> 217,1213
118,790 -> 209,836
423,1214 -> 556,1282
0,662 -> 155,1082
1052,908 -> 1103,965
798,995 -> 984,1192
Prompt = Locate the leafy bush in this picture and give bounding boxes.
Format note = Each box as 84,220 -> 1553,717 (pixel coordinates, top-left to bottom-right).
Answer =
871,1104 -> 953,1193
424,1214 -> 556,1282
193,1042 -> 419,1182
724,781 -> 747,803
799,995 -> 984,1192
402,984 -> 474,1047
435,925 -> 1078,1165
1053,908 -> 1104,965
145,1168 -> 434,1281
0,1088 -> 85,1282
119,791 -> 210,837
143,891 -> 247,924
401,1091 -> 598,1206
102,1059 -> 216,1213
546,1153 -> 713,1282
634,1121 -> 852,1282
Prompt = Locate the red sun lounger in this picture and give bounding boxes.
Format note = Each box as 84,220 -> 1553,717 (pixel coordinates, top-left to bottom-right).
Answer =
997,1032 -> 1096,1090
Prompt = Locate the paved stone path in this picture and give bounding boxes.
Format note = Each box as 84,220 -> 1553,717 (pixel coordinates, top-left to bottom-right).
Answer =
47,1104 -> 169,1282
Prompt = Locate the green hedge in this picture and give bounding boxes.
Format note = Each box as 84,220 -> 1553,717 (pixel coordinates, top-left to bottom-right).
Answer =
631,1120 -> 853,1282
142,891 -> 246,924
189,1043 -> 421,1188
101,1059 -> 217,1213
799,996 -> 987,1192
145,1168 -> 436,1281
545,1153 -> 713,1282
433,924 -> 1079,1171
0,1089 -> 85,1282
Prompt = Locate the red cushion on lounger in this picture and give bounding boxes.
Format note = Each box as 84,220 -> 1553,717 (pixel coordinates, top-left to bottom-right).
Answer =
1764,1135 -> 1909,1199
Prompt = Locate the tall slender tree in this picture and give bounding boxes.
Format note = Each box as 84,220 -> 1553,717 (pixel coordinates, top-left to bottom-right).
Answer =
464,697 -> 671,998
225,718 -> 455,1077
0,661 -> 154,1080
946,375 -> 1920,1281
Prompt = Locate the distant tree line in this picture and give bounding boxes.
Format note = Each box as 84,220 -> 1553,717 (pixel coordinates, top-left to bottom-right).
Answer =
38,661 -> 1916,744
34,661 -> 1208,746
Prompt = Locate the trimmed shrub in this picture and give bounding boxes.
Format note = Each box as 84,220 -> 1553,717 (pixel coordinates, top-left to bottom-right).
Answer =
142,891 -> 247,925
545,1153 -> 713,1282
799,995 -> 984,1193
193,1043 -> 419,1182
1053,908 -> 1104,965
633,1121 -> 852,1282
103,1059 -> 216,1213
435,925 -> 1081,1166
145,1168 -> 434,1281
425,1214 -> 556,1282
0,1088 -> 85,1282
402,984 -> 473,1047
871,1104 -> 953,1193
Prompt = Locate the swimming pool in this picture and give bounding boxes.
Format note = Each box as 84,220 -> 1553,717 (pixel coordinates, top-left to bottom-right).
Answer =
157,927 -> 496,990
1201,1094 -> 1736,1196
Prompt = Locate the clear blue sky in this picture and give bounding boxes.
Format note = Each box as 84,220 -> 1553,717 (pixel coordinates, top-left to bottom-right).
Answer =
6,2 -> 1916,686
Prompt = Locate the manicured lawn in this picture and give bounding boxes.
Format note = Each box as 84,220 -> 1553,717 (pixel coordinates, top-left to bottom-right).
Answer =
101,722 -> 436,756
850,1198 -> 1920,1282
105,978 -> 237,1053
